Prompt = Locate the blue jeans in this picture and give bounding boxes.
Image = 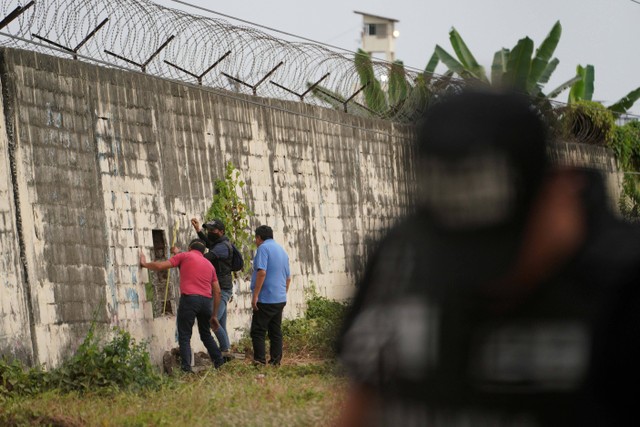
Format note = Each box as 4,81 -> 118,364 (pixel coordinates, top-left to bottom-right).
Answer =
214,288 -> 233,352
177,294 -> 223,371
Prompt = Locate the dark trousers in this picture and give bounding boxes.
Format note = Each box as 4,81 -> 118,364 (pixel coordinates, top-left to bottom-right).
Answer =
250,302 -> 286,365
177,294 -> 223,371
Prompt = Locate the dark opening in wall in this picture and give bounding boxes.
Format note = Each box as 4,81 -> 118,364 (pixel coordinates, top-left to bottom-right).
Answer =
151,229 -> 175,316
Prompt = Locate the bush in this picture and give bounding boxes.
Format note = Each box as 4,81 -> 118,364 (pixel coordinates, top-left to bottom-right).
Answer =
560,100 -> 616,146
234,291 -> 349,360
0,357 -> 50,400
50,326 -> 163,393
282,292 -> 349,359
0,326 -> 163,400
612,121 -> 640,218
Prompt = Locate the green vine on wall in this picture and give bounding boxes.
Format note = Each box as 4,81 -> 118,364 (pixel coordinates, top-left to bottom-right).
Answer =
559,100 -> 640,219
611,121 -> 640,218
561,100 -> 616,146
204,162 -> 255,275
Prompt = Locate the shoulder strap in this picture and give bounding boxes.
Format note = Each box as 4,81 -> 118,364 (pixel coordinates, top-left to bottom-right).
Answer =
223,240 -> 233,260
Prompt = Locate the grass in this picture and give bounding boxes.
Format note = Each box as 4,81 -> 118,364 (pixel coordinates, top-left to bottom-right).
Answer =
0,359 -> 348,426
0,292 -> 350,426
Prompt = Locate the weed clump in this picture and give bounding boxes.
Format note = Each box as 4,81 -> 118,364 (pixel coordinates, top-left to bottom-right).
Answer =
51,326 -> 163,393
0,326 -> 162,401
236,291 -> 349,360
282,291 -> 349,359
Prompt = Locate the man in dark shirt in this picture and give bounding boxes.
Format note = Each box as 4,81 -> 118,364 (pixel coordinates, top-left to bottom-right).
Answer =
191,218 -> 233,356
337,91 -> 640,426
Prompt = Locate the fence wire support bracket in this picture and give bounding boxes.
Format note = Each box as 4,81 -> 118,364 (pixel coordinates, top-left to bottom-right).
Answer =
165,50 -> 231,85
270,72 -> 330,101
343,82 -> 370,112
252,61 -> 284,95
315,87 -> 346,105
353,100 -> 376,115
220,72 -> 254,91
106,34 -> 175,72
32,18 -> 109,60
222,61 -> 283,96
0,1 -> 35,31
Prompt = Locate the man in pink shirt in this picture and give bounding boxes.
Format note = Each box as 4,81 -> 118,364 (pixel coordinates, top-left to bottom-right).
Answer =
140,239 -> 225,372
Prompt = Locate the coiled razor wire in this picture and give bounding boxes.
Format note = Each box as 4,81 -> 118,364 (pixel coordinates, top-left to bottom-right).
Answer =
0,0 -> 466,123
0,0 -> 636,140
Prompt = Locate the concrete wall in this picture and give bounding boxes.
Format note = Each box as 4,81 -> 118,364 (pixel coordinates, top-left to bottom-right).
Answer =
0,47 -> 623,369
0,47 -> 415,368
550,140 -> 623,210
0,59 -> 33,364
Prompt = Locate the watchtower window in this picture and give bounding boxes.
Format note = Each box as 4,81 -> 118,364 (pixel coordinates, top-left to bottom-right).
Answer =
364,23 -> 387,37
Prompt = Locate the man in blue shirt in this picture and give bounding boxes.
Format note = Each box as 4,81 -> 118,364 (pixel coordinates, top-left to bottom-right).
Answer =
250,225 -> 291,366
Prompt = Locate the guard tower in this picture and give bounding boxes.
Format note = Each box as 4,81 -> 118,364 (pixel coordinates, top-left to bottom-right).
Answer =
354,11 -> 399,62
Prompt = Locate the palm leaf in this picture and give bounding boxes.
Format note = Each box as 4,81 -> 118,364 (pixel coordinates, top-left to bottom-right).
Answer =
609,87 -> 640,114
568,64 -> 594,103
354,49 -> 387,113
388,60 -> 408,107
435,45 -> 472,79
539,57 -> 559,84
505,37 -> 533,91
547,75 -> 582,99
582,65 -> 595,101
491,48 -> 509,87
527,20 -> 562,92
423,50 -> 439,84
449,27 -> 488,82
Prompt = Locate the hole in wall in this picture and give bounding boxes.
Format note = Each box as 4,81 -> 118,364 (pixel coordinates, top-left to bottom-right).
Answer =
151,229 -> 175,316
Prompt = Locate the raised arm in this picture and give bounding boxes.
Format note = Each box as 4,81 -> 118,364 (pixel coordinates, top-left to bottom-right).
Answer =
191,218 -> 210,245
139,251 -> 173,271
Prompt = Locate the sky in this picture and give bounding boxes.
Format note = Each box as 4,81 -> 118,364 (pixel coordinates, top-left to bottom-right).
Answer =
154,0 -> 640,114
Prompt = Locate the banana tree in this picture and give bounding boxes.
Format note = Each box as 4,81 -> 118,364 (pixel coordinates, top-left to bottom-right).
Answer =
568,64 -> 595,103
609,88 -> 640,114
311,48 -> 441,120
354,49 -> 388,114
435,21 -> 579,99
567,64 -> 640,114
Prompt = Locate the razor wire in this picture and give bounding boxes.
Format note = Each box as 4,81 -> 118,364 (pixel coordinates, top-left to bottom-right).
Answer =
0,0 -> 465,123
0,0 -> 636,141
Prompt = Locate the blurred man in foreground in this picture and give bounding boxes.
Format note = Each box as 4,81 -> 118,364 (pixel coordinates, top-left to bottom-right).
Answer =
337,91 -> 640,426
